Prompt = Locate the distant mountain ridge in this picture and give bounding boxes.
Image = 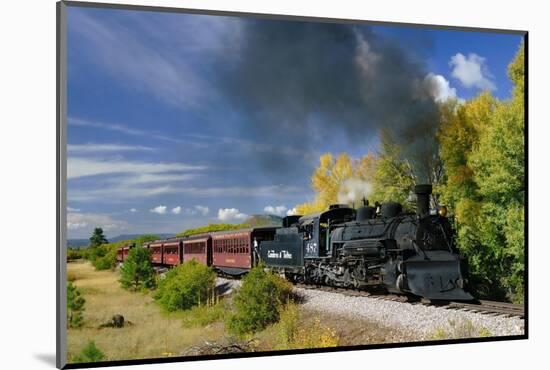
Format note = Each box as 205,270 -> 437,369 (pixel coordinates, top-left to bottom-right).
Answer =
245,214 -> 283,227
67,233 -> 174,248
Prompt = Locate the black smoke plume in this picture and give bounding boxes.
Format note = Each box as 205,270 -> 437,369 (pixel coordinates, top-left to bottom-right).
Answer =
221,19 -> 441,181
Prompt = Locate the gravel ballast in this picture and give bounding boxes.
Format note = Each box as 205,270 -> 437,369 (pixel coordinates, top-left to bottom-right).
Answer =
217,278 -> 524,339
297,288 -> 524,339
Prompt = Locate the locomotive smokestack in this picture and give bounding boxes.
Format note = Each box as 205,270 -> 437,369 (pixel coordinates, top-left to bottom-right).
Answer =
414,184 -> 432,218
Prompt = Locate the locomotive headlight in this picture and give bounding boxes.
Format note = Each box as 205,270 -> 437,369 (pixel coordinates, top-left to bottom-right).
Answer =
438,205 -> 448,217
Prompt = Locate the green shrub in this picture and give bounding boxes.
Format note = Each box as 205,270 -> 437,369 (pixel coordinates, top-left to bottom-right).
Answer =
93,248 -> 117,271
84,244 -> 108,263
119,248 -> 156,291
67,282 -> 85,328
226,266 -> 292,337
154,260 -> 216,311
71,341 -> 105,363
67,248 -> 83,262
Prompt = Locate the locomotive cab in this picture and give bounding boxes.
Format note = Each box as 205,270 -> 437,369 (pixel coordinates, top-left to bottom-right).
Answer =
300,206 -> 356,258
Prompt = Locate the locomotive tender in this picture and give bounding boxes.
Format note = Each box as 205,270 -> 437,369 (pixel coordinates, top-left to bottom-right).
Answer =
117,184 -> 473,300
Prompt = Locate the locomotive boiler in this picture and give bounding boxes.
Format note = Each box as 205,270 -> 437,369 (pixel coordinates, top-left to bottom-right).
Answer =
259,184 -> 473,300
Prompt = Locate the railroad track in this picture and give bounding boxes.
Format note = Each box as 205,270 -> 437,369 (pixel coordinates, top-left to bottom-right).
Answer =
293,283 -> 525,319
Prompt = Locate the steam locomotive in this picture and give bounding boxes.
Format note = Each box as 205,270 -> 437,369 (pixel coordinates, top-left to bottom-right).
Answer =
260,184 -> 473,300
117,184 -> 472,300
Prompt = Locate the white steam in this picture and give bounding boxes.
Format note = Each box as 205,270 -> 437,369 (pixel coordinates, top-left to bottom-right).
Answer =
337,178 -> 372,206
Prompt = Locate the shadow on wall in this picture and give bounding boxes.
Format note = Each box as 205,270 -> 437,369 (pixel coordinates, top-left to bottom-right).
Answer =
33,353 -> 56,367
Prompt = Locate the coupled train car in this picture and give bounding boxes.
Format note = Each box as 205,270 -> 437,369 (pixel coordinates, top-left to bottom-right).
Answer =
115,243 -> 135,263
135,227 -> 277,275
117,184 -> 473,300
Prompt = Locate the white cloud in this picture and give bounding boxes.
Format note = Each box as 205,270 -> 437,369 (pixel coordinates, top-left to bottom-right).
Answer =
422,73 -> 458,103
449,53 -> 496,91
67,212 -> 127,232
67,157 -> 205,179
67,207 -> 80,212
286,207 -> 298,216
150,205 -> 167,214
129,208 -> 138,213
264,205 -> 288,216
218,208 -> 249,222
68,143 -> 155,153
194,205 -> 209,216
171,206 -> 182,215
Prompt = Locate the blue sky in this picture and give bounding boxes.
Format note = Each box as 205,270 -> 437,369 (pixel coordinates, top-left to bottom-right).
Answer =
66,6 -> 524,239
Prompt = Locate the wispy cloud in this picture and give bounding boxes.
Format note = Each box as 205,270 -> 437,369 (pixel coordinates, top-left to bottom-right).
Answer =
69,184 -> 300,202
68,117 -> 202,146
67,212 -> 128,232
69,185 -> 176,202
69,9 -> 213,108
171,206 -> 182,215
67,156 -> 206,203
150,205 -> 167,214
110,173 -> 199,187
193,205 -> 209,216
67,157 -> 205,179
68,116 -> 305,157
180,185 -> 302,198
68,143 -> 155,153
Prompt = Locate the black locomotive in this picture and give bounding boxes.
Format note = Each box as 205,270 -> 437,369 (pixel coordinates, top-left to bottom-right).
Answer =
259,184 -> 473,300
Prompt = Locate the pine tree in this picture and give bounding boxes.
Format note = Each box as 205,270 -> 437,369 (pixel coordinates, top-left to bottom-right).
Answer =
119,248 -> 155,291
67,282 -> 85,328
71,341 -> 105,363
89,227 -> 108,248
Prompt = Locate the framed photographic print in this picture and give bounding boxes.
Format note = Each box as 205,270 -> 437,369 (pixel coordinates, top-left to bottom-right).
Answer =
57,1 -> 527,368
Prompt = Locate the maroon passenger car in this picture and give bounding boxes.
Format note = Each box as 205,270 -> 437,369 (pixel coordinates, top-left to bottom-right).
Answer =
211,227 -> 277,275
162,238 -> 183,266
182,234 -> 211,265
147,240 -> 164,265
116,243 -> 134,263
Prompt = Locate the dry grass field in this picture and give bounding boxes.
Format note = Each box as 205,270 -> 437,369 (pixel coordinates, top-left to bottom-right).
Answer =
67,261 -> 226,362
66,260 -> 416,363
